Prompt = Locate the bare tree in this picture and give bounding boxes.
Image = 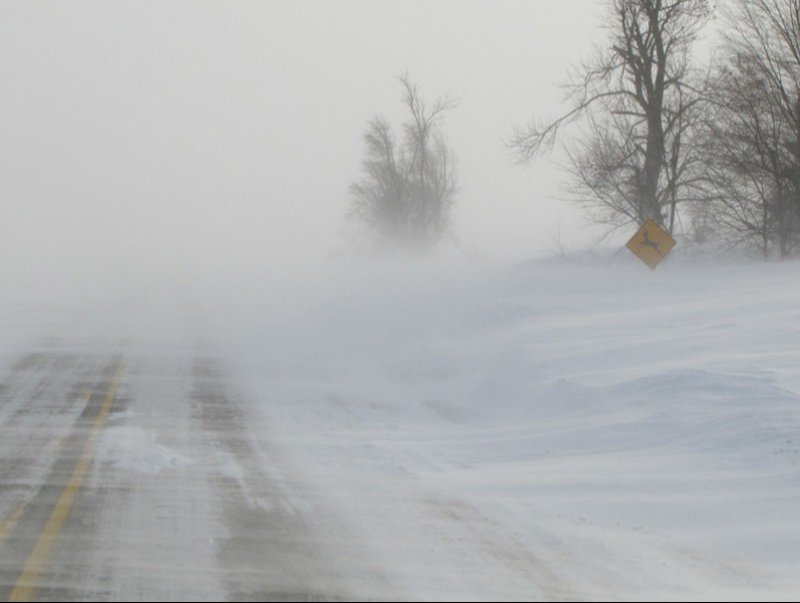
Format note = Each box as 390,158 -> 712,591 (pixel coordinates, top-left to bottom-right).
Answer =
349,117 -> 406,241
697,0 -> 800,259
510,0 -> 710,235
697,56 -> 784,258
400,76 -> 458,245
349,76 -> 457,250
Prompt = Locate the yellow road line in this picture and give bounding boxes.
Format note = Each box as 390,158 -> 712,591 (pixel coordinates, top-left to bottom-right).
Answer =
8,364 -> 123,603
0,506 -> 24,546
0,390 -> 91,551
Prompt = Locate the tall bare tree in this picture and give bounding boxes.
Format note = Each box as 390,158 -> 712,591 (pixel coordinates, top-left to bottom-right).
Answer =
511,0 -> 709,235
697,0 -> 800,259
349,76 -> 457,250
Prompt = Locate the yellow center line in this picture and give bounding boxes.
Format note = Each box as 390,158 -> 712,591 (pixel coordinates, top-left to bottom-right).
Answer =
0,389 -> 92,552
0,506 -> 24,546
8,364 -> 124,603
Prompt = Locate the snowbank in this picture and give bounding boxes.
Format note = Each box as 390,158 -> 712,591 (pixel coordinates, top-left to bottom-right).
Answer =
209,252 -> 800,600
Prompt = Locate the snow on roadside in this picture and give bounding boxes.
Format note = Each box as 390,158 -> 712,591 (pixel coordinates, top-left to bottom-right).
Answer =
206,252 -> 800,599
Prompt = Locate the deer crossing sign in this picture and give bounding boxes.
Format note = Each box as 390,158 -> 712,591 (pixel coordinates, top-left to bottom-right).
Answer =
626,220 -> 676,269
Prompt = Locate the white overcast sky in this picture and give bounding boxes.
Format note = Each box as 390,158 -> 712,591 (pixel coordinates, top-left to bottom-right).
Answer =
1,0 -> 609,291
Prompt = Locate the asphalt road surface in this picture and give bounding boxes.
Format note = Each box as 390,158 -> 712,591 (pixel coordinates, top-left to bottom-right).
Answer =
0,343 -> 356,601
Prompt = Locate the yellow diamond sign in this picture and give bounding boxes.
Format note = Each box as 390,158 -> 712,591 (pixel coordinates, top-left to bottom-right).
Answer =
626,220 -> 676,269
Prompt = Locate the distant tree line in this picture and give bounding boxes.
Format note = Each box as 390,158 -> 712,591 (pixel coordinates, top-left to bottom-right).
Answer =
510,0 -> 800,260
349,0 -> 800,259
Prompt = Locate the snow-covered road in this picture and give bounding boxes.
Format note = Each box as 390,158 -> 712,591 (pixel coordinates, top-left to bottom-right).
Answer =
0,345 -> 365,601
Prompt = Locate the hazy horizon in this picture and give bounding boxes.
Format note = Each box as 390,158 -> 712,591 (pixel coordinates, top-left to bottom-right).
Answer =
0,0 -> 617,301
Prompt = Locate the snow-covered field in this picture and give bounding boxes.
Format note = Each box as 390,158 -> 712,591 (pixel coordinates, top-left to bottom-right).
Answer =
2,251 -> 799,600
205,252 -> 800,600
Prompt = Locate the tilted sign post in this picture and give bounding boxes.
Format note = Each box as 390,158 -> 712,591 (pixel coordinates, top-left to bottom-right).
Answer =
626,219 -> 676,269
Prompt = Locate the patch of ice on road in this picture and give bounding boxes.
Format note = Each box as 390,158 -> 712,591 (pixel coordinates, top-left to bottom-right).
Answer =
97,426 -> 193,475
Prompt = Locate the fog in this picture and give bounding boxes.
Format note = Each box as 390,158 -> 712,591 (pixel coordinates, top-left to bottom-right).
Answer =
0,0 -> 608,309
4,4 -> 800,599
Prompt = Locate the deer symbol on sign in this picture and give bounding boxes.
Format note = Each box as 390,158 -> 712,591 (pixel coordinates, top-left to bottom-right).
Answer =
642,229 -> 660,252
